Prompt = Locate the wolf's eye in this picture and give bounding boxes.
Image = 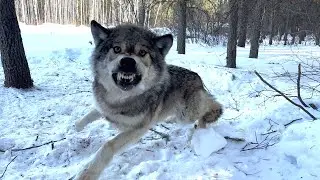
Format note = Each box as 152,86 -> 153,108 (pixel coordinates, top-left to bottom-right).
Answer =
139,50 -> 147,57
113,46 -> 121,54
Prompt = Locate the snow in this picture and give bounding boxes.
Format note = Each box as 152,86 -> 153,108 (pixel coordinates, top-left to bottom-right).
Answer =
191,128 -> 227,157
0,23 -> 320,180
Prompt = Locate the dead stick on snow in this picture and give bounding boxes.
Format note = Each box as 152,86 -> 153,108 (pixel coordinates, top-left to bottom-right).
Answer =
0,138 -> 66,153
254,71 -> 317,120
284,118 -> 303,127
0,156 -> 17,179
297,64 -> 309,107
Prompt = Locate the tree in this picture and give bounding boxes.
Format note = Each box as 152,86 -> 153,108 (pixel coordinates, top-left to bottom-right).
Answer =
249,0 -> 265,58
138,0 -> 146,26
237,0 -> 249,47
177,0 -> 187,54
226,0 -> 238,68
0,0 -> 33,88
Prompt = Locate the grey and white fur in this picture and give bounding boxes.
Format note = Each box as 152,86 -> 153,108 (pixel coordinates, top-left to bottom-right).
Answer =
74,20 -> 223,180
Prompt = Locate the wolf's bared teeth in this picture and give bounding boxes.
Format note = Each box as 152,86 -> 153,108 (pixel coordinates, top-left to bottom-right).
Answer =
117,73 -> 122,81
129,76 -> 134,82
117,72 -> 137,82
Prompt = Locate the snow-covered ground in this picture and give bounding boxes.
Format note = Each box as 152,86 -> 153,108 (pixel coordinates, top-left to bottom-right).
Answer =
0,24 -> 320,180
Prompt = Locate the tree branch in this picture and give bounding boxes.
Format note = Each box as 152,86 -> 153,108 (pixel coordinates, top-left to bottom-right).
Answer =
0,156 -> 17,179
254,71 -> 317,120
284,118 -> 303,127
149,128 -> 170,142
0,138 -> 66,153
297,64 -> 309,107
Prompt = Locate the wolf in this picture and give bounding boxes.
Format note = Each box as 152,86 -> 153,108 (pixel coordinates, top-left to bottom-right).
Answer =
74,20 -> 223,180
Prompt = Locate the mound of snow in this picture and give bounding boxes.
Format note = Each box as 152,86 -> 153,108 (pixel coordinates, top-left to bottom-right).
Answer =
277,120 -> 320,171
191,128 -> 227,157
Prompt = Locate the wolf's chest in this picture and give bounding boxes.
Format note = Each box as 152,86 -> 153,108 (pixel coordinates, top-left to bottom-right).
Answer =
103,108 -> 147,130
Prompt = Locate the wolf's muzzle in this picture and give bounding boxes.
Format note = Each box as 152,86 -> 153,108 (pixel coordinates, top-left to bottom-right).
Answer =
112,57 -> 142,91
119,57 -> 136,73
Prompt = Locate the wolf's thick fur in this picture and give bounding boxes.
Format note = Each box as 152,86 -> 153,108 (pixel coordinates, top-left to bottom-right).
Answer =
74,20 -> 223,180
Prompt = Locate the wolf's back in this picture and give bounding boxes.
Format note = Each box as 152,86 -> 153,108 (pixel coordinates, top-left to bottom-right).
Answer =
166,65 -> 204,94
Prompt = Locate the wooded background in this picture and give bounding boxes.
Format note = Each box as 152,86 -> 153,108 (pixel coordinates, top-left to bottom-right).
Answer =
14,0 -> 320,47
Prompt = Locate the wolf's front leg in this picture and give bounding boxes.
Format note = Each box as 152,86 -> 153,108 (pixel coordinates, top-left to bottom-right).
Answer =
74,125 -> 151,180
75,109 -> 102,132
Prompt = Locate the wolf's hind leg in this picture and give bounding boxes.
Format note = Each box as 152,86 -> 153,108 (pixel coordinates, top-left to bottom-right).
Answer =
75,109 -> 102,132
186,89 -> 223,129
197,90 -> 223,128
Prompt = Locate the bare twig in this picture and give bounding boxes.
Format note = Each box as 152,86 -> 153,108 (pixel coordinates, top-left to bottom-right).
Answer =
254,71 -> 317,120
241,132 -> 279,151
261,130 -> 277,136
224,136 -> 245,142
149,128 -> 170,142
233,164 -> 261,176
0,156 -> 17,179
284,118 -> 303,127
0,138 -> 66,153
297,64 -> 309,107
160,124 -> 170,130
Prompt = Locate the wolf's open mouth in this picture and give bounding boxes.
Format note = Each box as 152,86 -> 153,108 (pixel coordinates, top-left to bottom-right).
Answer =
112,72 -> 142,90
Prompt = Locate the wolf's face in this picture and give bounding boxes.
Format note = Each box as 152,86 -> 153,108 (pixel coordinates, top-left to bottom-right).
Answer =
90,20 -> 173,92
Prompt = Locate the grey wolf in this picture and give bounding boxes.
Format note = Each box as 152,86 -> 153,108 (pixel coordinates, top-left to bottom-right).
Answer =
74,20 -> 223,180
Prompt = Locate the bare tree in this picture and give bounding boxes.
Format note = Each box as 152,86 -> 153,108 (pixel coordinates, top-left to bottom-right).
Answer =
0,0 -> 33,88
177,0 -> 186,54
237,0 -> 249,47
138,0 -> 146,26
249,0 -> 265,58
226,0 -> 238,68
12,0 -> 320,48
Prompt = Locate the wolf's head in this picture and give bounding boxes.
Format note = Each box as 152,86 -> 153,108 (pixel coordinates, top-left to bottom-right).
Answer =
90,20 -> 173,93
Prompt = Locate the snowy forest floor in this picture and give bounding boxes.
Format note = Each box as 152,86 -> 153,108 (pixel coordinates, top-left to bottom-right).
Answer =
0,24 -> 320,180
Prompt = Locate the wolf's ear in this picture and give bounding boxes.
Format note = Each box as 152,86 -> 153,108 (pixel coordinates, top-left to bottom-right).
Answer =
91,20 -> 111,45
154,34 -> 173,56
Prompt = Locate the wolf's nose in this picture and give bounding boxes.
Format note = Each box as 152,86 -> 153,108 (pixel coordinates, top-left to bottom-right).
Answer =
119,57 -> 136,72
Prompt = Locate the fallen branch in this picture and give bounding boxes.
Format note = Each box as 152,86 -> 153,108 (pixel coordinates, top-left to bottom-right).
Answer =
224,136 -> 245,142
149,128 -> 170,142
261,130 -> 277,136
0,138 -> 66,153
284,118 -> 303,127
297,64 -> 309,107
0,156 -> 17,179
254,71 -> 317,120
241,132 -> 278,151
160,124 -> 170,130
233,164 -> 261,176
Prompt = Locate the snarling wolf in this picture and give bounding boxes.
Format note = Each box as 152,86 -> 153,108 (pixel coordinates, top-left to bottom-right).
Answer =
74,20 -> 223,180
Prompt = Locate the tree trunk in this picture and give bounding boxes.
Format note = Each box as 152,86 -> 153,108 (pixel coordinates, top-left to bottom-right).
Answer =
177,0 -> 186,54
237,0 -> 249,47
226,0 -> 238,68
315,33 -> 320,46
0,0 -> 33,88
138,0 -> 145,27
283,32 -> 288,45
298,31 -> 306,44
249,0 -> 264,58
268,10 -> 275,45
283,15 -> 289,45
291,33 -> 296,45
